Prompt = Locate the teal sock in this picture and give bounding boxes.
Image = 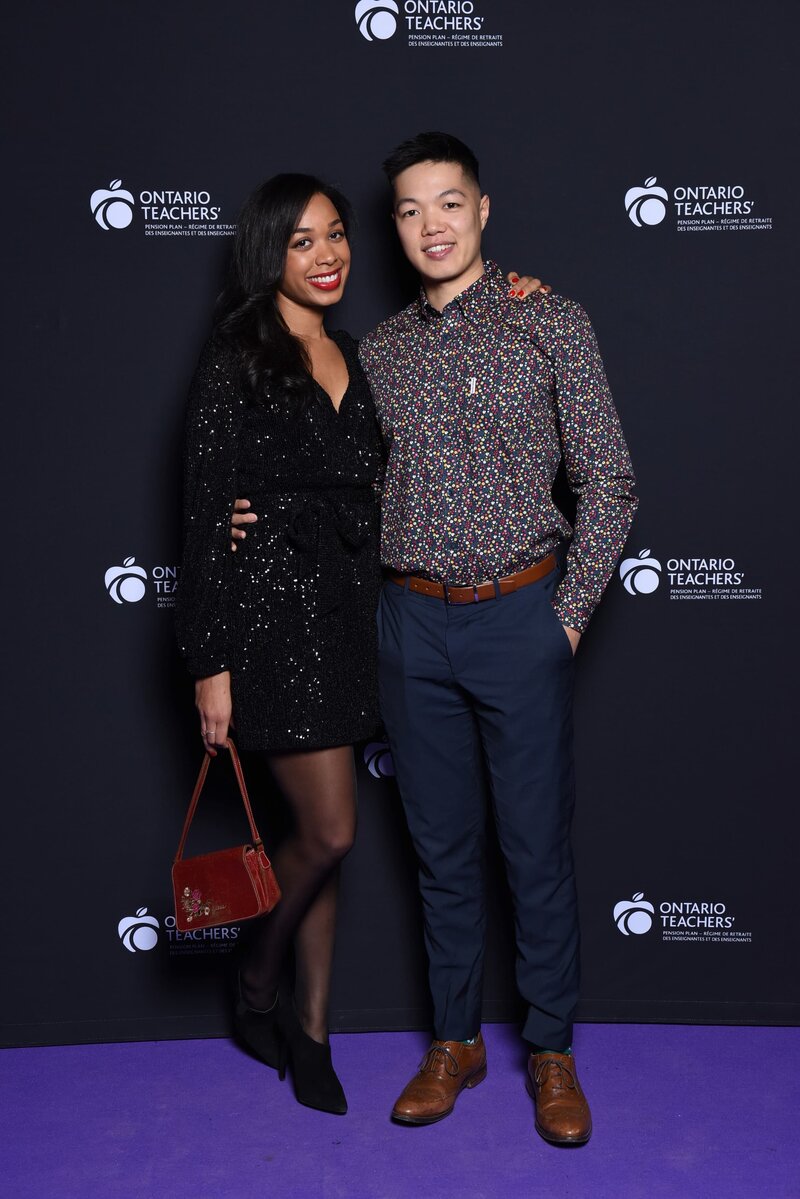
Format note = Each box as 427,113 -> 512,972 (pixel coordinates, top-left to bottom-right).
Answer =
460,1035 -> 478,1045
531,1044 -> 572,1056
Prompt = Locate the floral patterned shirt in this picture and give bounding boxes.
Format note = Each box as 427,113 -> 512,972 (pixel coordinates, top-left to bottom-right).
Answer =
358,261 -> 638,632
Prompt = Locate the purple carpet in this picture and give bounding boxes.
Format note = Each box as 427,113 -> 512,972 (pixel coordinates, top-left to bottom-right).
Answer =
2,1023 -> 798,1199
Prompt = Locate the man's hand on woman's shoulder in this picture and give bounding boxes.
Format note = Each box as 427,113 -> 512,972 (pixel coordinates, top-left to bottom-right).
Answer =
506,272 -> 551,300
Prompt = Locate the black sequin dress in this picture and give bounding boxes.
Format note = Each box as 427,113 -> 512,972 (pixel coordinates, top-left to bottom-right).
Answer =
176,330 -> 384,753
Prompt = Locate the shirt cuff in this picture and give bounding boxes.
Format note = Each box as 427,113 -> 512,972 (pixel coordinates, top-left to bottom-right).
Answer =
551,592 -> 591,635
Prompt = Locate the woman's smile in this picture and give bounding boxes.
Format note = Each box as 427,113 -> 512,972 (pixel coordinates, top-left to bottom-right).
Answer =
307,269 -> 343,291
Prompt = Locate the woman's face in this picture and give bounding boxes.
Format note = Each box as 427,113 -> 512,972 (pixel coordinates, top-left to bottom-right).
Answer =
278,192 -> 351,310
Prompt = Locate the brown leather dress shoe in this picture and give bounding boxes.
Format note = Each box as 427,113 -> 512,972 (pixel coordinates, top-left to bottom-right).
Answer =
526,1051 -> 592,1145
391,1035 -> 487,1124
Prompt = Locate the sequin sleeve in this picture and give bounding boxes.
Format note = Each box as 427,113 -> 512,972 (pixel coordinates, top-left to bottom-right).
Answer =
550,302 -> 638,632
175,336 -> 247,677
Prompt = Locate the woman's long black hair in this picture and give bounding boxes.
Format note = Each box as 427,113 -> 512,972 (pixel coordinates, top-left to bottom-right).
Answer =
215,173 -> 354,399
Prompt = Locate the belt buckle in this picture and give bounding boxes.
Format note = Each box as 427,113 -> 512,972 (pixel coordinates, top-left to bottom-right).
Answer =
444,582 -> 481,604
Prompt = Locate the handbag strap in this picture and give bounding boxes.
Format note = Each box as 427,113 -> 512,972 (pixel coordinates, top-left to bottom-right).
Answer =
173,739 -> 264,863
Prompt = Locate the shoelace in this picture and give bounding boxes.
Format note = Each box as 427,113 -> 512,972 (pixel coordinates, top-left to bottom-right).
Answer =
534,1058 -> 576,1091
419,1043 -> 461,1078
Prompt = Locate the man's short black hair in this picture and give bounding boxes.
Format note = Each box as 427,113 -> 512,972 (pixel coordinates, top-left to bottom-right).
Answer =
382,131 -> 481,190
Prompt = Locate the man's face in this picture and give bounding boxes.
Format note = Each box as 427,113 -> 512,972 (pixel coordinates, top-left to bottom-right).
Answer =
392,160 -> 489,294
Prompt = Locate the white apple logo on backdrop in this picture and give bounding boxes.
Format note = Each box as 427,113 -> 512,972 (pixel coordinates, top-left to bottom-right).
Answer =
118,907 -> 159,952
613,892 -> 655,936
619,549 -> 662,596
105,557 -> 147,604
90,179 -> 135,230
355,0 -> 399,41
625,177 -> 668,227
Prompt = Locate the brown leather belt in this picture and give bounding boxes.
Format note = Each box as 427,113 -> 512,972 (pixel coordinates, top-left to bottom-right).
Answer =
388,554 -> 556,605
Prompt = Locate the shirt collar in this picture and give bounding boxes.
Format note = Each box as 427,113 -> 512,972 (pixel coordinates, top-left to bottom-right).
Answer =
416,260 -> 506,324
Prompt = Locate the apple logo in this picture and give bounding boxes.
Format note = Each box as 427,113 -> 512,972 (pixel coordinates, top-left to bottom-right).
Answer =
118,906 -> 159,952
105,556 -> 147,604
625,177 -> 669,227
90,179 -> 135,230
619,549 -> 662,596
355,0 -> 399,41
364,741 -> 395,779
613,892 -> 655,936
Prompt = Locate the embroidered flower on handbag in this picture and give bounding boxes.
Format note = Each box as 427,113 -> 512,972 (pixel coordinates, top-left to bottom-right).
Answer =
181,887 -> 213,922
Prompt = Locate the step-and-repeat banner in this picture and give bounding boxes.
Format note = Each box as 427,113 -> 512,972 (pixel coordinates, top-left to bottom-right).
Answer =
3,1 -> 798,1044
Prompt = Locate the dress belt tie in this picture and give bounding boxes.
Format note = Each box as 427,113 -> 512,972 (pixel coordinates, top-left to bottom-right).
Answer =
287,497 -> 370,616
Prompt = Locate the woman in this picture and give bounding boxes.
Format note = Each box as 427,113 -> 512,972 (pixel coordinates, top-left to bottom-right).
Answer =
176,174 -> 384,1115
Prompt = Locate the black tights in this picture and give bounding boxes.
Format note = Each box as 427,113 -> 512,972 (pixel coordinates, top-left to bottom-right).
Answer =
240,746 -> 356,1044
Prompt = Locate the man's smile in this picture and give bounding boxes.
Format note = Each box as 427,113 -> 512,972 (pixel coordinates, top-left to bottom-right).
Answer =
422,243 -> 455,259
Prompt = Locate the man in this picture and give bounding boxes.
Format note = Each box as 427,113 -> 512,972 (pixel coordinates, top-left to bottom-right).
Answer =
358,132 -> 636,1144
233,132 -> 636,1144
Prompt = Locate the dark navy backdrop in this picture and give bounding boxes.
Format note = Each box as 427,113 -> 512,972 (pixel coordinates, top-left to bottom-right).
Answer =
3,0 -> 798,1044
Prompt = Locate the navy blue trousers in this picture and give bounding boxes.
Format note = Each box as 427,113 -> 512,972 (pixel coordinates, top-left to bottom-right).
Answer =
377,568 -> 579,1049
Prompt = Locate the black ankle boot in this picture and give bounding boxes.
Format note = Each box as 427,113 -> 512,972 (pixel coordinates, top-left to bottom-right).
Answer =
232,975 -> 283,1073
279,998 -> 347,1115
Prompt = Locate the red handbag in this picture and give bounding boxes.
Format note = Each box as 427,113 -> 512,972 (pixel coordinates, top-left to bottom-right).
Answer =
172,739 -> 281,931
